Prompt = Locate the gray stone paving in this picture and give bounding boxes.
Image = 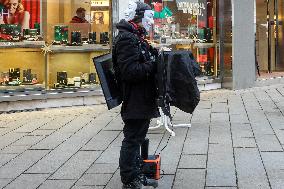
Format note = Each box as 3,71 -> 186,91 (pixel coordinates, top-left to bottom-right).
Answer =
1,85 -> 284,188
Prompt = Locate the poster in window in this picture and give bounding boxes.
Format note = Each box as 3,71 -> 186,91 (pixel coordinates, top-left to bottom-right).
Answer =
91,11 -> 109,25
0,0 -> 41,29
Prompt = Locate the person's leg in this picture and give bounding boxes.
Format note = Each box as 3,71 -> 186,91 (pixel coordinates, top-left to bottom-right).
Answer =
119,119 -> 150,185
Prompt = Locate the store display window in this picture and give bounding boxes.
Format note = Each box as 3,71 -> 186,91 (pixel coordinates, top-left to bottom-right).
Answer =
46,0 -> 110,90
0,0 -> 44,92
0,0 -> 111,92
145,0 -> 220,77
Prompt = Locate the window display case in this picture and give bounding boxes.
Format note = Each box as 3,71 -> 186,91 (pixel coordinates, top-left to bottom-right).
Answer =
145,0 -> 220,78
0,0 -> 111,94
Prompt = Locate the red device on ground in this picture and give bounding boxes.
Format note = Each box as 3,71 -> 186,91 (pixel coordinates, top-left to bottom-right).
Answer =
141,138 -> 161,181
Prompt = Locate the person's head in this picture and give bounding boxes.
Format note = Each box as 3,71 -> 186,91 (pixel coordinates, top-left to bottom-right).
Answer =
76,7 -> 86,19
4,0 -> 24,14
125,1 -> 154,32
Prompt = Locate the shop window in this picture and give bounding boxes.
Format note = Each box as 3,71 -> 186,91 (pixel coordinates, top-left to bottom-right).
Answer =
145,0 -> 219,77
0,0 -> 45,92
0,0 -> 111,92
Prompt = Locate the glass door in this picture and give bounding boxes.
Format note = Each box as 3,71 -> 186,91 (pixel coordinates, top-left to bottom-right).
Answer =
277,0 -> 284,70
256,0 -> 284,73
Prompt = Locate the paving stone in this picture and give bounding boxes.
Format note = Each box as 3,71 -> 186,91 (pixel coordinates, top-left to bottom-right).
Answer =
0,154 -> 17,166
0,179 -> 12,188
5,173 -> 49,189
12,135 -> 45,146
191,109 -> 211,124
28,129 -> 54,136
27,119 -> 105,174
38,179 -> 76,189
179,155 -> 206,169
87,163 -> 118,174
72,185 -> 104,189
51,151 -> 101,179
250,121 -> 275,136
173,169 -> 205,189
152,175 -> 174,189
76,173 -> 112,186
187,122 -> 210,139
229,114 -> 249,124
0,150 -> 49,179
82,131 -> 120,151
13,117 -> 51,133
108,132 -> 124,148
0,119 -> 29,136
266,88 -> 284,103
232,137 -> 256,148
104,170 -> 121,189
231,123 -> 253,138
30,132 -> 72,150
39,116 -> 74,130
103,117 -> 123,131
255,134 -> 283,152
211,113 -> 230,123
274,129 -> 284,145
95,146 -> 120,164
1,145 -> 30,154
58,115 -> 94,133
209,124 -> 231,144
206,187 -> 237,189
206,144 -> 236,187
212,102 -> 228,113
196,100 -> 211,109
235,148 -> 270,189
261,152 -> 284,189
0,133 -> 27,150
183,137 -> 208,155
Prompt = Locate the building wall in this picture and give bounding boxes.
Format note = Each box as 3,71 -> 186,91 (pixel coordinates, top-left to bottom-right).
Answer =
232,0 -> 256,89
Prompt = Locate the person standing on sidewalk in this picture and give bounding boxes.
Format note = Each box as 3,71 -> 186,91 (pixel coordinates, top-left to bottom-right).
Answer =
112,1 -> 158,189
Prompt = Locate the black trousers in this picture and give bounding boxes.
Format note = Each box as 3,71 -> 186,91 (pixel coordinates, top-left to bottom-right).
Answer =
119,119 -> 150,184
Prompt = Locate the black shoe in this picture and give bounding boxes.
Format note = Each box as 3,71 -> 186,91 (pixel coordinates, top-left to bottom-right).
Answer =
122,178 -> 142,189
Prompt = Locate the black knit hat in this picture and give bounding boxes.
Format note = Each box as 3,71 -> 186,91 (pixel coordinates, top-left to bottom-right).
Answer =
132,2 -> 151,23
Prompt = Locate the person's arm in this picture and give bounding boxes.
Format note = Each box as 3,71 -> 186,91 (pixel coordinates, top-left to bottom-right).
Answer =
21,11 -> 30,29
116,35 -> 156,83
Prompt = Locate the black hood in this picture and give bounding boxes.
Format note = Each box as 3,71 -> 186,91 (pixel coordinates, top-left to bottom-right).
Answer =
116,19 -> 137,33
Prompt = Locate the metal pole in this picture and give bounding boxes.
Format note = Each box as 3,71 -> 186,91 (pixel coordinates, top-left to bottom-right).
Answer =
275,0 -> 279,69
218,0 -> 225,80
267,0 -> 272,73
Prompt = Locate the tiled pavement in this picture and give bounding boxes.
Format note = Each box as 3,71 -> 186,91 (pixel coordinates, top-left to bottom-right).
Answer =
1,84 -> 284,189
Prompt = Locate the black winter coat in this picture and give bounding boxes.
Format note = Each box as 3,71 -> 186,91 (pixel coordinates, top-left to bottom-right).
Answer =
113,20 -> 158,120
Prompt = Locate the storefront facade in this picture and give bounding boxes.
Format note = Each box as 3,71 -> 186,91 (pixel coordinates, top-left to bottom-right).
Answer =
1,0 -> 281,110
0,0 -> 112,109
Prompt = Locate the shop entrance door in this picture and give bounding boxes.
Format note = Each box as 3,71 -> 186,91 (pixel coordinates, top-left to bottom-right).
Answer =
256,0 -> 284,72
277,0 -> 284,70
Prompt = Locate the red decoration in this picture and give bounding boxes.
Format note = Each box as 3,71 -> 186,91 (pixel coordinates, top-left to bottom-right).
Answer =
22,0 -> 41,29
153,3 -> 163,12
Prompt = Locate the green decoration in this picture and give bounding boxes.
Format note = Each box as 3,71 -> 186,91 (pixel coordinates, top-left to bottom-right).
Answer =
160,6 -> 173,19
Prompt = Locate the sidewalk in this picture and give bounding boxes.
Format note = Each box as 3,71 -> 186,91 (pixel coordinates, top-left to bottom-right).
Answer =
1,84 -> 284,189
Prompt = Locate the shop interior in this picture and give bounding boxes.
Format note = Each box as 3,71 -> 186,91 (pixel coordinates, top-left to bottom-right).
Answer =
256,0 -> 284,77
0,0 -> 111,92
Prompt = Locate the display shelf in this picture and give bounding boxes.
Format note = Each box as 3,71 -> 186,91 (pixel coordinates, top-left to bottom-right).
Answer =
193,43 -> 215,48
50,44 -> 110,53
0,84 -> 45,93
0,41 -> 45,49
